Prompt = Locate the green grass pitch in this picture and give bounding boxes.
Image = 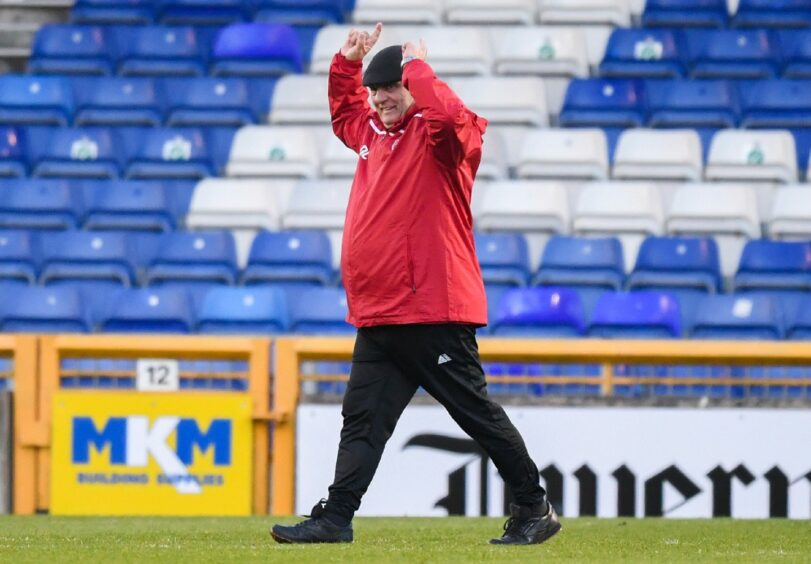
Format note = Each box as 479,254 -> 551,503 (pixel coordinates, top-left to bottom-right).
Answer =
0,516 -> 809,563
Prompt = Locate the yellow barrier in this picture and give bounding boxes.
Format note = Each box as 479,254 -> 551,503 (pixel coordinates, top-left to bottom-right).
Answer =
270,336 -> 811,515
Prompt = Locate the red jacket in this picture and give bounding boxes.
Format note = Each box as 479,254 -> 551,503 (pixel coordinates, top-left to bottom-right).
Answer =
329,52 -> 488,328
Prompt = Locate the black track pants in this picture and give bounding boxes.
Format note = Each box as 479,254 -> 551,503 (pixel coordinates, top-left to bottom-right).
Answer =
324,323 -> 546,522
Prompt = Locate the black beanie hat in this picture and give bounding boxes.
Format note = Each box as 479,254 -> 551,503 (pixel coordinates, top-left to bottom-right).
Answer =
362,45 -> 403,87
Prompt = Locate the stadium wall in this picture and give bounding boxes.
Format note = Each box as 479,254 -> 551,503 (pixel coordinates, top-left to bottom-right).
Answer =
0,391 -> 10,514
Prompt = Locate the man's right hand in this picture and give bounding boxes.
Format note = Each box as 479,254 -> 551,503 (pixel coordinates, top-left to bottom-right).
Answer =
340,22 -> 382,61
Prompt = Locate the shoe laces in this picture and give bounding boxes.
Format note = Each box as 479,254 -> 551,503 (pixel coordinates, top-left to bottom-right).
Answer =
292,498 -> 327,527
501,516 -> 521,536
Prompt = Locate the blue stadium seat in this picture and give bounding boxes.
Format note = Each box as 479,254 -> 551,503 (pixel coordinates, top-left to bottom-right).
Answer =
124,128 -> 214,180
26,127 -> 121,179
685,29 -> 780,79
0,230 -> 38,284
738,80 -> 811,129
28,25 -> 113,76
1,285 -> 91,333
778,30 -> 811,78
559,79 -> 646,128
162,77 -> 262,127
72,76 -> 162,127
599,29 -> 687,78
114,26 -> 205,77
289,286 -> 355,334
732,0 -> 811,28
71,0 -> 156,25
475,232 -> 530,288
534,236 -> 625,290
790,128 -> 811,175
641,0 -> 729,28
242,230 -> 333,286
0,126 -> 27,177
100,287 -> 194,333
197,286 -> 288,334
253,0 -> 348,25
158,0 -> 250,25
0,76 -> 73,126
587,291 -> 681,339
146,230 -> 238,286
0,179 -> 82,230
786,295 -> 811,339
690,294 -> 783,340
628,236 -> 722,293
210,23 -> 303,77
83,180 -> 177,232
491,287 -> 585,337
734,240 -> 811,292
205,127 -> 238,176
38,230 -> 137,287
646,79 -> 738,128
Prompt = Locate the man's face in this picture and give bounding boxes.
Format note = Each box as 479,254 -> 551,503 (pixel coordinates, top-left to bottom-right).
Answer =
370,82 -> 414,127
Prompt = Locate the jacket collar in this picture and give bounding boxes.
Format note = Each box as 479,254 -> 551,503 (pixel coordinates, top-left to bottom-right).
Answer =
369,103 -> 419,135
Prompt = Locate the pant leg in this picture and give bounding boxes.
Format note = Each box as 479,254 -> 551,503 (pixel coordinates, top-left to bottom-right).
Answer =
326,327 -> 419,522
388,323 -> 546,506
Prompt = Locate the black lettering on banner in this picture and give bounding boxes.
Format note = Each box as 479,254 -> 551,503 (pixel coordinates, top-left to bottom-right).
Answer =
612,464 -> 636,517
707,464 -> 755,517
764,466 -> 788,518
540,464 -> 564,516
574,465 -> 597,516
644,465 -> 701,517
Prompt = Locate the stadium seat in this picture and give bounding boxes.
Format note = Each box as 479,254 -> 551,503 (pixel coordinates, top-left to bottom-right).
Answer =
289,286 -> 354,334
559,78 -> 646,128
253,0 -> 348,26
587,290 -> 681,338
474,180 -> 570,235
269,75 -> 329,124
475,232 -> 530,288
114,26 -> 204,77
282,180 -> 350,231
645,79 -> 738,129
599,29 -> 687,79
163,77 -> 271,127
778,30 -> 811,78
734,240 -> 811,293
210,23 -> 303,77
0,179 -> 82,230
690,294 -> 783,340
537,0 -> 631,26
225,126 -> 319,178
0,126 -> 27,177
685,29 -> 780,79
157,0 -> 250,25
205,127 -> 238,175
492,26 -> 588,77
627,236 -> 722,293
769,186 -> 811,239
445,0 -> 536,24
100,287 -> 194,333
308,25 -> 356,73
612,129 -> 702,180
0,76 -> 73,126
197,286 -> 288,334
476,132 -> 508,180
517,128 -> 608,179
534,235 -> 626,292
146,230 -> 238,286
186,178 -> 288,232
732,0 -> 811,28
72,77 -> 162,127
29,25 -> 113,76
739,80 -> 811,129
26,127 -> 121,179
1,286 -> 91,333
124,128 -> 214,180
786,295 -> 811,339
641,0 -> 729,28
242,229 -> 334,286
0,230 -> 38,285
320,133 -> 358,178
38,230 -> 137,287
705,129 -> 797,183
491,287 -> 585,337
573,181 -> 664,237
352,0 -> 442,24
382,26 -> 491,77
83,180 -> 177,232
71,0 -> 156,25
790,128 -> 811,177
448,77 -> 547,126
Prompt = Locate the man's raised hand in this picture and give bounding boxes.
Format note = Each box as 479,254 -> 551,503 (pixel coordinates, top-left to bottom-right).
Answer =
402,39 -> 427,62
340,22 -> 383,61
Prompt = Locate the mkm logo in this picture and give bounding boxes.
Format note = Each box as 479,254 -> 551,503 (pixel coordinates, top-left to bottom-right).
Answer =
72,416 -> 231,494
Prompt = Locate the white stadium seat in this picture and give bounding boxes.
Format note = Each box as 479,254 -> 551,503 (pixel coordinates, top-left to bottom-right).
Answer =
445,0 -> 537,25
225,126 -> 319,179
321,134 -> 360,179
269,75 -> 330,125
612,129 -> 703,181
282,179 -> 351,231
474,179 -> 570,234
385,26 -> 492,76
477,131 -> 509,180
352,0 -> 443,24
537,0 -> 631,26
310,26 -> 352,74
492,26 -> 589,77
517,128 -> 608,180
705,129 -> 797,184
447,76 -> 548,126
769,186 -> 811,240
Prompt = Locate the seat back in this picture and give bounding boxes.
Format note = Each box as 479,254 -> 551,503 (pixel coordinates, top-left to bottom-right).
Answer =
39,230 -> 136,286
599,28 -> 687,78
2,285 -> 91,333
491,286 -> 585,337
587,290 -> 682,338
559,78 -> 646,128
690,294 -> 783,340
211,23 -> 303,77
100,287 -> 194,333
628,235 -> 721,292
289,286 -> 354,334
197,286 -> 288,334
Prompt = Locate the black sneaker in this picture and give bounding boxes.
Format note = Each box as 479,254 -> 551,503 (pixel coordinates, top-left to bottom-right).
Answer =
270,499 -> 353,544
489,501 -> 562,545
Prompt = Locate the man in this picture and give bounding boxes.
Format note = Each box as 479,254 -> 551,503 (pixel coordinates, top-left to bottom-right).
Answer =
271,23 -> 560,546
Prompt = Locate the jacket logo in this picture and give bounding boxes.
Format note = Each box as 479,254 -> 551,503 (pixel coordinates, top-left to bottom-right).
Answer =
359,145 -> 369,160
392,138 -> 401,151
